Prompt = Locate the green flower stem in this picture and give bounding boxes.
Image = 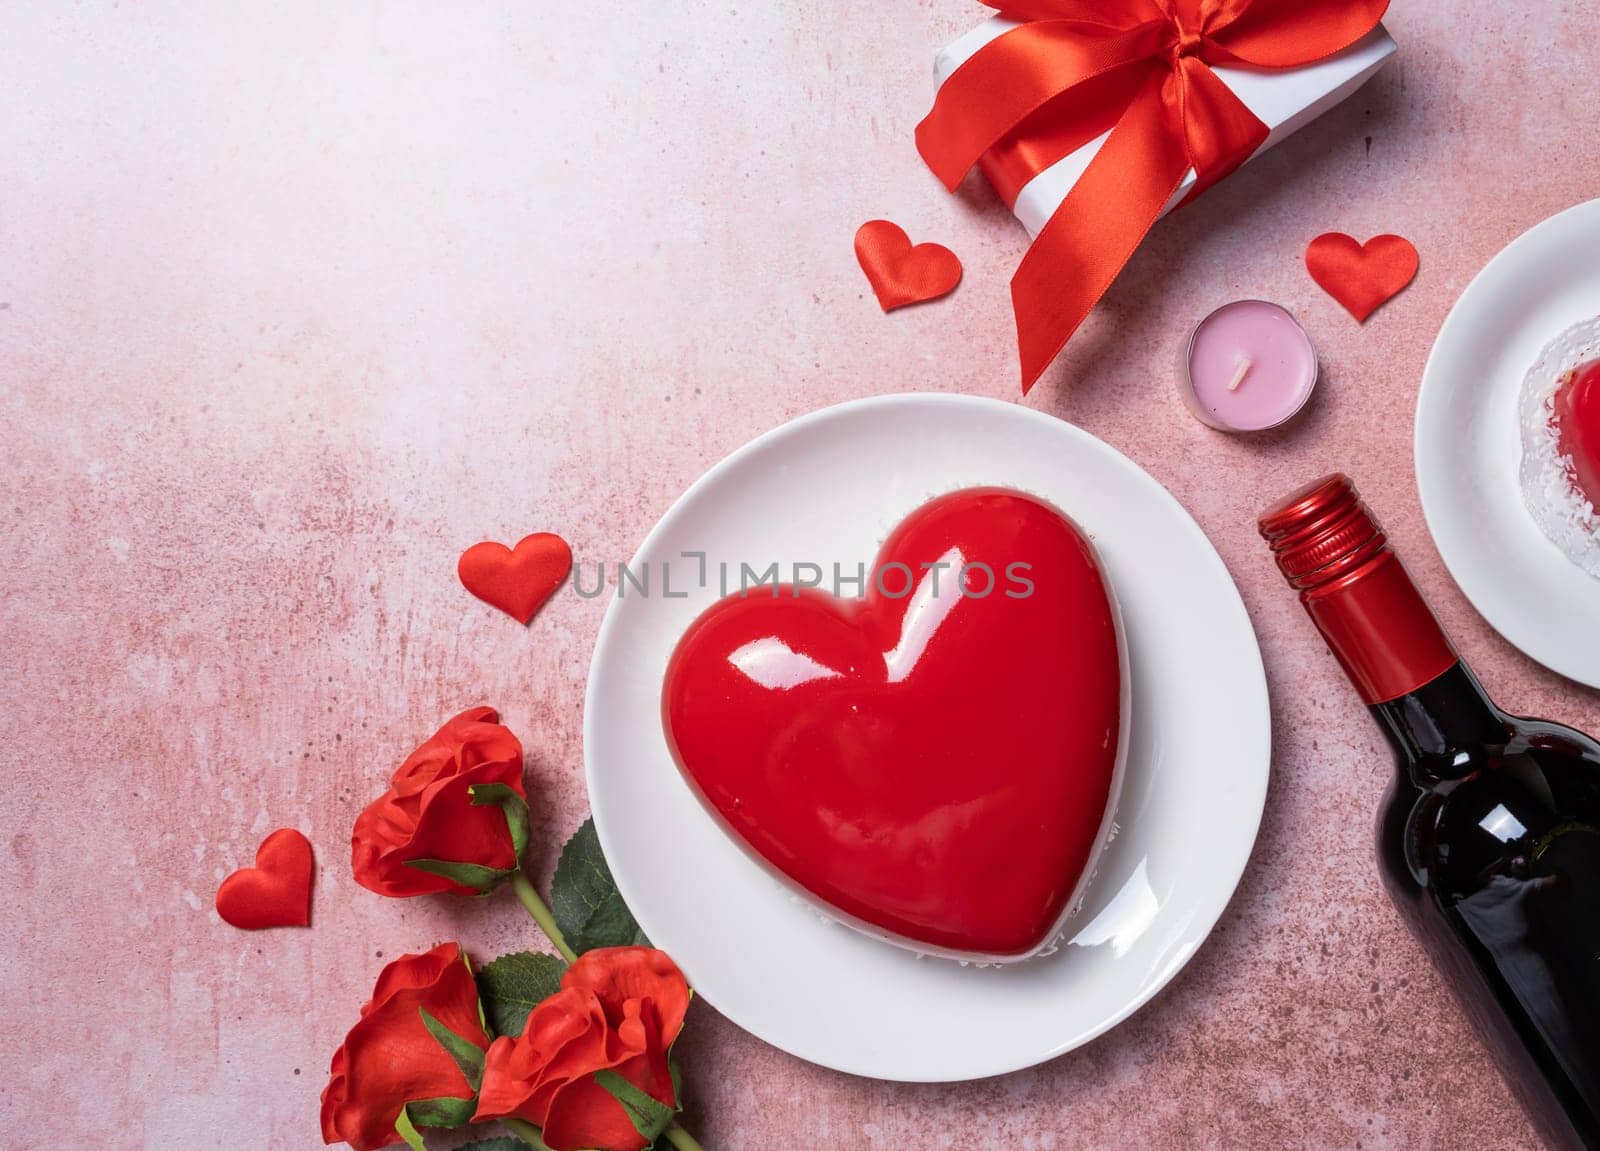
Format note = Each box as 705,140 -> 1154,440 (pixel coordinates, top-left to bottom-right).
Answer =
510,869 -> 576,963
501,1116 -> 555,1150
663,1121 -> 706,1151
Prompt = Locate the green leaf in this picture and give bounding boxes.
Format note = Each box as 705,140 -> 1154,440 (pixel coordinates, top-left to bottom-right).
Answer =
418,1007 -> 486,1091
405,857 -> 514,891
551,818 -> 648,953
594,1069 -> 675,1143
402,1095 -> 475,1129
476,949 -> 568,1039
393,1105 -> 427,1151
470,782 -> 531,864
455,1138 -> 537,1151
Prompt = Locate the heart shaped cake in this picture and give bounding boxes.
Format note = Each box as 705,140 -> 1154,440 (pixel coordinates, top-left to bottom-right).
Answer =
1519,314 -> 1600,579
1554,358 -> 1600,511
662,488 -> 1127,961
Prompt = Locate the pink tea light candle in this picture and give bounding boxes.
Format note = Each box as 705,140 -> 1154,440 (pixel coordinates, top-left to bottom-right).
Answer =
1183,300 -> 1318,431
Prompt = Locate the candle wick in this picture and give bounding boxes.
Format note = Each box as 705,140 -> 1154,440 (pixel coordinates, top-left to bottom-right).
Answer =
1226,356 -> 1253,392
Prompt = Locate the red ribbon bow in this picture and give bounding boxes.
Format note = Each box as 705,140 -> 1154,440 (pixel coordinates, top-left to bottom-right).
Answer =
917,0 -> 1389,392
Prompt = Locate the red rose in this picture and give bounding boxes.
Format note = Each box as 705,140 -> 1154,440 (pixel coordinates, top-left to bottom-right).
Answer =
474,947 -> 692,1151
352,707 -> 528,897
320,942 -> 490,1150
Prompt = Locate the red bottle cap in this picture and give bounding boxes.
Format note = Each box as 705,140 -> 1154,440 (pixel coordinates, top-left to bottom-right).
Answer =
1259,475 -> 1457,704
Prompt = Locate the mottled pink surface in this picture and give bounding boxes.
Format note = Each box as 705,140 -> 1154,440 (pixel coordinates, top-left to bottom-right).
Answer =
3,2 -> 1599,1148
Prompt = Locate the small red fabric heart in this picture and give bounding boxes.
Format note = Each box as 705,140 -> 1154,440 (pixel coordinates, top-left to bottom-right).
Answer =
854,220 -> 963,311
1305,232 -> 1419,322
664,488 -> 1123,959
458,532 -> 572,624
215,828 -> 314,929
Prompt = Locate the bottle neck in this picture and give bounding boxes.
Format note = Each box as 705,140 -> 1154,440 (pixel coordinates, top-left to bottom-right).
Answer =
1368,662 -> 1507,782
1258,474 -> 1460,706
1259,474 -> 1503,784
1297,547 -> 1459,706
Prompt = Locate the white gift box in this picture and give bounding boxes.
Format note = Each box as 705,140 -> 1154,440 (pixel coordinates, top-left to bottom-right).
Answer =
933,19 -> 1397,238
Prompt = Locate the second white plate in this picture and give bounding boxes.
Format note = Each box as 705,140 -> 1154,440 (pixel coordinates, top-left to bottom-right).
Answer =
585,394 -> 1270,1081
1415,198 -> 1600,688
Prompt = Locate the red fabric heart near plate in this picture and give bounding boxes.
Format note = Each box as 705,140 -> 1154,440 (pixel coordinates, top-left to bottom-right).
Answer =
662,488 -> 1127,961
1304,232 -> 1419,322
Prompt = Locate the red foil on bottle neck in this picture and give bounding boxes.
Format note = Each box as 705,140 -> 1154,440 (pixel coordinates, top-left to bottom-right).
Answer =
1259,475 -> 1458,705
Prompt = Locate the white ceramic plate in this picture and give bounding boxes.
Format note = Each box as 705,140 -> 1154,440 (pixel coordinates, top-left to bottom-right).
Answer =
584,394 -> 1270,1082
1415,198 -> 1600,688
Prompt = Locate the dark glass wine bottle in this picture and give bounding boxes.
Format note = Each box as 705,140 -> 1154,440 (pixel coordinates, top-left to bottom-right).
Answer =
1260,474 -> 1600,1151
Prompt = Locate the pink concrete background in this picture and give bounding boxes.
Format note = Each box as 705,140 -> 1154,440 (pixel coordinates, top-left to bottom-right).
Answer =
3,1 -> 1599,1147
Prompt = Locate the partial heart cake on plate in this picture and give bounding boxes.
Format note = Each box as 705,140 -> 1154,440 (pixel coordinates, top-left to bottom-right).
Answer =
661,487 -> 1128,963
1520,314 -> 1600,579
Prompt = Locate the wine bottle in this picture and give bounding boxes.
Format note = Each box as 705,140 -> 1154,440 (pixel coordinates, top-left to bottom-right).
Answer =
1260,474 -> 1600,1151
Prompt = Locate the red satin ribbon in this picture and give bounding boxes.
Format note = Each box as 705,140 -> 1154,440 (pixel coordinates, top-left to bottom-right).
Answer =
917,0 -> 1389,392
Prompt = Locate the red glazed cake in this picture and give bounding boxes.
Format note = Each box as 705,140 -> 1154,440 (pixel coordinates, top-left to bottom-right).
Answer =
1520,316 -> 1600,579
662,488 -> 1128,963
